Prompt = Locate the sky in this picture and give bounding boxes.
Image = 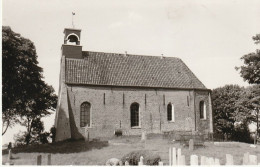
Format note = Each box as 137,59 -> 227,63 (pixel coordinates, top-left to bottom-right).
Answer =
2,0 -> 260,144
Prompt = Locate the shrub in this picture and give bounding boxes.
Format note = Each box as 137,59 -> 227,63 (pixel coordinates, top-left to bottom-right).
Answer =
121,150 -> 161,165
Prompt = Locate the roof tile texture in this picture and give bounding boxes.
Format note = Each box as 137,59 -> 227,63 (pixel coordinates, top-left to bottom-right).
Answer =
65,51 -> 207,89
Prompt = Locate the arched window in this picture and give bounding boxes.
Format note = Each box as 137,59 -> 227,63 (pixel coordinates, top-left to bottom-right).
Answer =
80,102 -> 91,127
167,103 -> 175,122
130,103 -> 139,127
200,101 -> 206,119
66,34 -> 80,45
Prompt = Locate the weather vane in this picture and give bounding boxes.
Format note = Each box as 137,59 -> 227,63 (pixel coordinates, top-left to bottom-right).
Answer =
72,12 -> 75,28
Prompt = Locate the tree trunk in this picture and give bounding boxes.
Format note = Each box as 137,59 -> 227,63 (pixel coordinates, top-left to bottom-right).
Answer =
26,118 -> 33,145
2,120 -> 10,135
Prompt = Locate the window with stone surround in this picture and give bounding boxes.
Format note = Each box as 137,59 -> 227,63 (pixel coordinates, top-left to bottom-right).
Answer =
200,101 -> 206,119
167,103 -> 175,122
130,103 -> 139,127
80,102 -> 91,127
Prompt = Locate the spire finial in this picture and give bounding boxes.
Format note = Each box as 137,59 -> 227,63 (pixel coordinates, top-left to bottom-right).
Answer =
72,12 -> 75,28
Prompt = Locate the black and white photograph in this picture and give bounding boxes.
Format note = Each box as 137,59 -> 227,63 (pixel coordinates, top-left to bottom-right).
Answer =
2,0 -> 260,165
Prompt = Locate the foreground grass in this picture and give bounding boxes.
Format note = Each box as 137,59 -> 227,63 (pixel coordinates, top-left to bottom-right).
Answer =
2,134 -> 260,165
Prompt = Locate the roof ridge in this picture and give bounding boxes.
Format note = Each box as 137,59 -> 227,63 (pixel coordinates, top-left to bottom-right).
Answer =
82,50 -> 181,59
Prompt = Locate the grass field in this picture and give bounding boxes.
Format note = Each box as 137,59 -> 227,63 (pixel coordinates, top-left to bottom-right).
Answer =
2,134 -> 260,165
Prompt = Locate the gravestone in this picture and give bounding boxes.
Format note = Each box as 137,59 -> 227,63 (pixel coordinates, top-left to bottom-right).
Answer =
249,155 -> 257,165
226,154 -> 233,165
190,155 -> 198,165
47,154 -> 51,165
141,132 -> 146,141
189,139 -> 194,151
200,156 -> 206,165
125,161 -> 129,166
37,155 -> 42,165
172,147 -> 177,165
243,152 -> 249,165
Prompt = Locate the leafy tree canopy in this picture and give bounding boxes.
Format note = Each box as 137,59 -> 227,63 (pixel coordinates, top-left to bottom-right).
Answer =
2,26 -> 57,138
236,34 -> 260,84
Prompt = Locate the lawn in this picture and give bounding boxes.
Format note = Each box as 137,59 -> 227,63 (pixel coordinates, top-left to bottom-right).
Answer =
2,134 -> 260,165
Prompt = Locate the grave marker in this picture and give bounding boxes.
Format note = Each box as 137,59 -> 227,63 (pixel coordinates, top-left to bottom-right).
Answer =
177,148 -> 182,165
226,154 -> 233,165
190,155 -> 198,165
243,152 -> 249,165
47,154 -> 51,165
200,156 -> 206,165
37,155 -> 42,165
189,139 -> 194,151
172,147 -> 177,166
249,155 -> 257,165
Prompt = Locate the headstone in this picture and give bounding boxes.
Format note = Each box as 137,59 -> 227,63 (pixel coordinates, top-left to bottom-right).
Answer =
200,156 -> 206,165
177,148 -> 182,165
172,147 -> 177,166
214,158 -> 220,165
8,149 -> 12,161
226,154 -> 233,165
138,156 -> 144,166
37,155 -> 42,165
119,161 -> 123,166
47,154 -> 51,165
249,155 -> 257,165
208,157 -> 214,165
243,152 -> 249,165
205,157 -> 210,165
180,155 -> 185,165
141,132 -> 146,141
190,155 -> 198,165
125,161 -> 129,166
189,139 -> 194,151
159,161 -> 163,166
169,147 -> 172,166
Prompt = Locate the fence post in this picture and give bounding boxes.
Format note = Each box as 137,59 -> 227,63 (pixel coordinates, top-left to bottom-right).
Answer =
169,147 -> 172,166
190,155 -> 198,165
37,155 -> 42,165
189,139 -> 194,151
177,148 -> 182,165
200,156 -> 206,165
243,152 -> 249,165
47,154 -> 51,165
159,161 -> 163,166
172,147 -> 177,166
226,154 -> 233,165
248,155 -> 257,165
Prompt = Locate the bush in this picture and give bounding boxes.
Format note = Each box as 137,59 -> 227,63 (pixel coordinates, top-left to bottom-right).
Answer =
121,150 -> 161,165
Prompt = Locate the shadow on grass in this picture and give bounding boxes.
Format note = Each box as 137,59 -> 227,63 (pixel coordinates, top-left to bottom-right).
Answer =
2,139 -> 109,154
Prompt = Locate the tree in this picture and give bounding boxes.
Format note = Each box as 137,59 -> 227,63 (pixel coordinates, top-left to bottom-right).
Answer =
236,34 -> 260,143
236,34 -> 260,84
212,85 -> 244,139
2,26 -> 57,141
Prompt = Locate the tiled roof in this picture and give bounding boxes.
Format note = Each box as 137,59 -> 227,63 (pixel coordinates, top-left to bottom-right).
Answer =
65,51 -> 207,89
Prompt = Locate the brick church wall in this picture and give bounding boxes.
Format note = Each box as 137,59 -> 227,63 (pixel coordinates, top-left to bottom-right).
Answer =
65,85 -> 211,140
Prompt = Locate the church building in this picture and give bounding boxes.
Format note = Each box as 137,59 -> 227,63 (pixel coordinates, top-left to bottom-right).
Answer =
54,28 -> 213,142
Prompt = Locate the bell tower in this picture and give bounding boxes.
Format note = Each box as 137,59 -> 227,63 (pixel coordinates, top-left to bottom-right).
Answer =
61,28 -> 82,59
